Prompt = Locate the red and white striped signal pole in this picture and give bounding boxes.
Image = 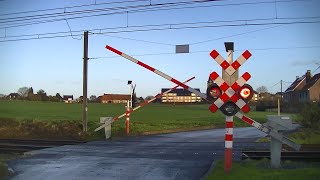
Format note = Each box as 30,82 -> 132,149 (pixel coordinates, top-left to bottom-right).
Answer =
126,100 -> 130,135
224,43 -> 234,173
126,81 -> 133,135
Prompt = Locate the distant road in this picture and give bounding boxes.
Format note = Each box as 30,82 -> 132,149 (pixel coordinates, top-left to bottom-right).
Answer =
8,127 -> 267,180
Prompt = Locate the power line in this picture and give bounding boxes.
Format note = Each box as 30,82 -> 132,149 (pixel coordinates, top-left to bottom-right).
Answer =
269,81 -> 281,89
0,0 -> 149,17
1,16 -> 319,42
65,19 -> 82,40
0,0 -> 222,26
0,0 -> 311,29
102,34 -> 174,46
0,17 -> 299,38
1,22 -> 320,43
93,18 -> 320,34
89,45 -> 320,59
190,25 -> 283,45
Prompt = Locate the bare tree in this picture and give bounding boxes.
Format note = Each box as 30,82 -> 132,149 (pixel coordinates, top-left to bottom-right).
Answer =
89,95 -> 97,102
145,96 -> 154,101
37,89 -> 46,95
256,86 -> 268,93
17,87 -> 29,98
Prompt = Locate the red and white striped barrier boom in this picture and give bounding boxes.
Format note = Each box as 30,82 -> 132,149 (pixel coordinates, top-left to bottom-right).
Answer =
235,112 -> 301,151
94,76 -> 195,132
106,45 -> 208,100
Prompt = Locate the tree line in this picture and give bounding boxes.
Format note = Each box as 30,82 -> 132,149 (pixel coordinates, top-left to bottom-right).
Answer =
15,87 -> 63,102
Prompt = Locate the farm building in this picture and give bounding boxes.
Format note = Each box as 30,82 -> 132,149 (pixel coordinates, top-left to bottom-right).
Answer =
99,94 -> 130,104
7,93 -> 20,99
63,95 -> 73,103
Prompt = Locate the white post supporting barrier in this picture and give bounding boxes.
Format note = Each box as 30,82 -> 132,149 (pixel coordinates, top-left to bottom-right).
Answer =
125,100 -> 130,135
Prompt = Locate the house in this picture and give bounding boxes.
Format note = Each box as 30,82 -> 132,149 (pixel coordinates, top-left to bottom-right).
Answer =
100,94 -> 131,104
63,95 -> 73,103
283,70 -> 320,103
7,93 -> 20,99
161,88 -> 202,103
253,91 -> 260,101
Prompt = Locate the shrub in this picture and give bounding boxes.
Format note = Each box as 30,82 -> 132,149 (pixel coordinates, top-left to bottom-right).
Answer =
297,104 -> 320,129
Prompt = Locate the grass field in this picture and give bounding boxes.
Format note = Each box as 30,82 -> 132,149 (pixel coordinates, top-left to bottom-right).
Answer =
1,100 -> 316,180
206,159 -> 320,180
0,100 -> 278,139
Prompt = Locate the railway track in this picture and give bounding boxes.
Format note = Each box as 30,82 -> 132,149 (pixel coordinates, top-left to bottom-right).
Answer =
242,144 -> 320,161
0,138 -> 86,153
242,151 -> 320,160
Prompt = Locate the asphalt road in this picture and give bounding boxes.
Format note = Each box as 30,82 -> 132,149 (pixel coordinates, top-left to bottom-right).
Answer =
7,127 -> 268,180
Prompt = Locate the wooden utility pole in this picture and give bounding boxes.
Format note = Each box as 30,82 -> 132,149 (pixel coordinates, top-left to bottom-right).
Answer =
83,31 -> 88,132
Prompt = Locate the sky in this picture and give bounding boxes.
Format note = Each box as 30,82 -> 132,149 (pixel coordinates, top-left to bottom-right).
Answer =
0,0 -> 320,98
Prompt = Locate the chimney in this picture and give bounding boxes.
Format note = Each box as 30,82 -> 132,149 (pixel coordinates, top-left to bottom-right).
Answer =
306,70 -> 311,83
296,76 -> 299,80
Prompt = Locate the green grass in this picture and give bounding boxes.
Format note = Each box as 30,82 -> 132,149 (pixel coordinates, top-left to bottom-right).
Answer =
206,160 -> 320,180
257,128 -> 320,144
0,154 -> 17,179
0,100 -> 278,139
288,128 -> 320,144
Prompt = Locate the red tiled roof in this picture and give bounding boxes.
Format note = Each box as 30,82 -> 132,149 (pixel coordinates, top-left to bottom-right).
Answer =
101,94 -> 130,101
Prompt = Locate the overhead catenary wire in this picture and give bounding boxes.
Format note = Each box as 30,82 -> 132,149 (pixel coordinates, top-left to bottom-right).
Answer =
0,0 -> 149,17
2,16 -> 316,39
190,25 -> 283,45
65,19 -> 82,40
0,0 -> 223,26
1,16 -> 320,43
89,45 -> 320,59
101,34 -> 174,46
100,24 -> 283,46
0,0 -> 311,29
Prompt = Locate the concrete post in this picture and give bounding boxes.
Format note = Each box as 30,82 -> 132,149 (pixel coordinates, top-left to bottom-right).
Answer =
270,136 -> 282,168
100,117 -> 112,139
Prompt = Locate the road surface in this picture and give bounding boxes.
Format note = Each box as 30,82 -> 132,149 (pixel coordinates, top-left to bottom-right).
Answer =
7,127 -> 268,180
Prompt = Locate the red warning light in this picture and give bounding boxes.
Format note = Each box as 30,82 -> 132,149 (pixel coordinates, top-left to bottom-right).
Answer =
210,87 -> 221,98
238,84 -> 253,101
207,84 -> 222,101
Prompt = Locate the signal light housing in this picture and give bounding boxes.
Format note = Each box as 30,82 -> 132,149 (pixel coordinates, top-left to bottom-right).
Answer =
238,84 -> 253,102
220,101 -> 239,116
206,84 -> 222,101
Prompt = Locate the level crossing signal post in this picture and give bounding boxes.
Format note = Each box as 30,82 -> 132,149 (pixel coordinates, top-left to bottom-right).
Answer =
126,80 -> 136,135
207,42 -> 254,173
102,43 -> 301,172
